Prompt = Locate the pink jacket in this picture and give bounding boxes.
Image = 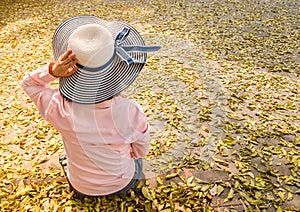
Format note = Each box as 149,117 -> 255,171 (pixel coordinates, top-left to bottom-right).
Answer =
22,64 -> 150,195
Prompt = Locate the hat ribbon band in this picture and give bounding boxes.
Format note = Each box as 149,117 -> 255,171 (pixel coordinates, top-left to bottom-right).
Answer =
76,53 -> 115,72
115,27 -> 161,65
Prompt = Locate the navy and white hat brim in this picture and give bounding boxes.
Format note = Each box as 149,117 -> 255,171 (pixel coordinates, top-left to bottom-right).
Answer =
52,16 -> 158,104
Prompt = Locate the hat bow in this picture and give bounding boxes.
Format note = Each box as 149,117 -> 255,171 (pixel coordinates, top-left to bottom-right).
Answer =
115,27 -> 161,65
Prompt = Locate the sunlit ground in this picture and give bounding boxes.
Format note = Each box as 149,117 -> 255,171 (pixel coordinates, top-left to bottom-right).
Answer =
0,0 -> 299,211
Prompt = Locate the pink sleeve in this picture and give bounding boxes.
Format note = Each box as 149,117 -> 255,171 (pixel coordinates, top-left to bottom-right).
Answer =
129,102 -> 151,158
22,63 -> 59,119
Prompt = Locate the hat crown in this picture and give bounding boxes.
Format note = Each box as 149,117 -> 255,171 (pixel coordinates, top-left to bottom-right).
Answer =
68,24 -> 114,68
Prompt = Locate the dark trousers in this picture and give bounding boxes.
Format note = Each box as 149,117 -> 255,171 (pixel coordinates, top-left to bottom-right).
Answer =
59,156 -> 144,199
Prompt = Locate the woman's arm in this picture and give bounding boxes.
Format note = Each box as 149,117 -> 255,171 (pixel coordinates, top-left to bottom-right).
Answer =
22,50 -> 78,119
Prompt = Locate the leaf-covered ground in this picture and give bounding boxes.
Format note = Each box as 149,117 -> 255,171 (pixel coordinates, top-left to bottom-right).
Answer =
0,0 -> 299,211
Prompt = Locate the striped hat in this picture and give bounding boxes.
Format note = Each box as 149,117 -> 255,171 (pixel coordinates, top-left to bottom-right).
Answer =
52,15 -> 161,104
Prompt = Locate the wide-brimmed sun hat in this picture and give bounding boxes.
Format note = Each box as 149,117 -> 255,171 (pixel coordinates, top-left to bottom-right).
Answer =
52,15 -> 161,104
